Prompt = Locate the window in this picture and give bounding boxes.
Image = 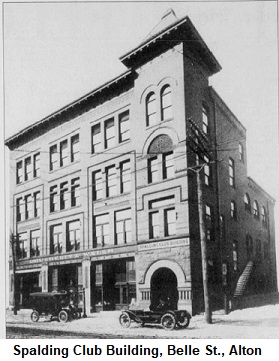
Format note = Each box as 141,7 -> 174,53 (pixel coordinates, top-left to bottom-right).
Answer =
230,200 -> 237,220
67,220 -> 80,252
106,165 -> 117,197
162,152 -> 174,179
71,134 -> 80,162
229,158 -> 235,187
60,182 -> 70,210
119,111 -> 130,143
146,92 -> 156,126
50,224 -> 63,254
30,230 -> 40,257
16,161 -> 23,184
262,206 -> 267,227
34,192 -> 40,218
16,198 -> 24,222
246,235 -> 253,260
50,185 -> 58,212
92,124 -> 102,153
233,241 -> 238,271
50,145 -> 58,171
105,118 -> 115,149
204,155 -> 211,186
115,209 -> 132,244
94,214 -> 110,247
161,85 -> 172,121
148,157 -> 159,183
239,143 -> 244,162
92,170 -> 103,200
220,215 -> 226,243
17,232 -> 27,259
60,140 -> 68,167
25,157 -> 32,181
71,178 -> 80,207
120,160 -> 131,193
202,105 -> 209,134
164,208 -> 176,236
244,193 -> 251,212
253,200 -> 259,219
205,204 -> 213,240
25,194 -> 32,219
149,211 -> 160,239
33,153 -> 40,178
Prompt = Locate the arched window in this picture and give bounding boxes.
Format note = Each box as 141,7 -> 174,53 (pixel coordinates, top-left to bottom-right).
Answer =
146,92 -> 156,127
161,85 -> 172,121
253,200 -> 259,219
262,206 -> 267,227
230,200 -> 237,220
244,193 -> 251,212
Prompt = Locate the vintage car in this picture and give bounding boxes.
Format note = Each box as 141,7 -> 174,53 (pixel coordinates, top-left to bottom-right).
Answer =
119,308 -> 191,331
29,291 -> 82,323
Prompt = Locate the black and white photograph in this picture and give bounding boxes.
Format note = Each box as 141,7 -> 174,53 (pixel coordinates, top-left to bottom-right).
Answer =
2,0 -> 279,340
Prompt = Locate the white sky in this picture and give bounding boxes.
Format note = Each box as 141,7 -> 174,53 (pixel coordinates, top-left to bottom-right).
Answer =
1,0 -> 279,327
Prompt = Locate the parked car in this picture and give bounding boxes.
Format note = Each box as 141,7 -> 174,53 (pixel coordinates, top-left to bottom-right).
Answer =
29,291 -> 82,323
119,308 -> 191,330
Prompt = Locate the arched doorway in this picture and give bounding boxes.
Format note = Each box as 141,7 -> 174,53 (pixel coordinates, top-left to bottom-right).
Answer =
150,267 -> 178,310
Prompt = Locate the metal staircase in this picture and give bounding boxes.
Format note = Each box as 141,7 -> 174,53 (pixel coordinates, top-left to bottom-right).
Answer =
233,261 -> 254,298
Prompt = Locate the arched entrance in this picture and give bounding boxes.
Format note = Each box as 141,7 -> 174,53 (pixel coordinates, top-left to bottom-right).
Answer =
150,267 -> 178,310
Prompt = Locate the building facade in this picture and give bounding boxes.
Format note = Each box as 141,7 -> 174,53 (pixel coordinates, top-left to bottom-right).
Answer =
6,10 -> 277,315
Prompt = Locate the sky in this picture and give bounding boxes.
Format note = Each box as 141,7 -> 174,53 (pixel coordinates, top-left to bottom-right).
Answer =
1,0 -> 279,322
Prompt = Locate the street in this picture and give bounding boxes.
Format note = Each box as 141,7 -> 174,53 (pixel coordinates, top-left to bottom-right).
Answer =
6,303 -> 279,339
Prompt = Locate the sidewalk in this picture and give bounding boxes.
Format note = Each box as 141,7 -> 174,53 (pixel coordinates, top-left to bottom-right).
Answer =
6,304 -> 279,339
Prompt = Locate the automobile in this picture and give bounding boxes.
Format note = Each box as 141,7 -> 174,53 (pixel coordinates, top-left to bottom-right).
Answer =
119,308 -> 191,331
29,291 -> 82,323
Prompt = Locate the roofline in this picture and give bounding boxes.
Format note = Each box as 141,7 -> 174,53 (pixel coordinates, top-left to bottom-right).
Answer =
248,176 -> 275,203
5,69 -> 133,146
120,15 -> 221,73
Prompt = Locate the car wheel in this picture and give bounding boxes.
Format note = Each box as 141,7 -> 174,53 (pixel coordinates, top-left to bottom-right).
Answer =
177,315 -> 190,328
30,311 -> 39,322
119,312 -> 131,328
161,312 -> 176,330
58,310 -> 68,323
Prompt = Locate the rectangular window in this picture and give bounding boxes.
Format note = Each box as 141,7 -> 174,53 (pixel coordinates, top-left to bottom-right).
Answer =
16,161 -> 23,184
202,105 -> 209,134
33,153 -> 40,178
106,165 -> 117,197
25,194 -> 32,219
94,214 -> 110,247
34,191 -> 40,218
50,185 -> 58,212
30,229 -> 40,257
92,170 -> 103,200
205,205 -> 213,241
148,157 -> 159,183
60,140 -> 68,167
16,198 -> 24,222
18,232 -> 27,259
71,134 -> 80,162
239,143 -> 244,162
50,145 -> 58,171
25,157 -> 32,181
164,208 -> 176,236
50,224 -> 63,254
163,152 -> 174,179
67,220 -> 80,252
71,178 -> 80,207
119,111 -> 130,143
120,160 -> 131,193
230,200 -> 237,220
204,155 -> 211,186
229,158 -> 235,187
149,211 -> 160,239
92,124 -> 102,153
60,181 -> 70,210
233,240 -> 238,271
115,209 -> 132,245
105,118 -> 115,149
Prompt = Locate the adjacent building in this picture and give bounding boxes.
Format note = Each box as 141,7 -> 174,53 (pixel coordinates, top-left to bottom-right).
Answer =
6,10 -> 277,315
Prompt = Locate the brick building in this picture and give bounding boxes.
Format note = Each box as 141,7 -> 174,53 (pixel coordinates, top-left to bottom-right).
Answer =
6,10 -> 277,315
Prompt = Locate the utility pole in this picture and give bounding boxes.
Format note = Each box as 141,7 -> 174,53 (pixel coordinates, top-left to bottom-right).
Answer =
187,118 -> 212,324
10,233 -> 18,315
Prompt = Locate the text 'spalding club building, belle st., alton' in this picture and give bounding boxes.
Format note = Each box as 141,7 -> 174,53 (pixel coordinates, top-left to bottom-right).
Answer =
5,9 -> 277,315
